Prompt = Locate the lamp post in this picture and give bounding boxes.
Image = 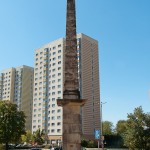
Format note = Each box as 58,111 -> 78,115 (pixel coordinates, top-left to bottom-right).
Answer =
100,102 -> 107,150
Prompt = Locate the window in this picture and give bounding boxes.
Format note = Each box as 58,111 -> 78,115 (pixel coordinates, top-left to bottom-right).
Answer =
58,61 -> 61,64
52,98 -> 55,101
52,123 -> 55,126
53,52 -> 56,55
58,91 -> 61,94
57,122 -> 61,126
52,110 -> 55,114
57,116 -> 61,119
58,50 -> 61,53
58,44 -> 61,47
52,104 -> 55,108
52,80 -> 55,83
58,56 -> 61,59
53,46 -> 56,50
51,129 -> 55,133
57,129 -> 61,133
57,109 -> 61,113
52,74 -> 55,78
44,48 -> 49,52
52,116 -> 55,120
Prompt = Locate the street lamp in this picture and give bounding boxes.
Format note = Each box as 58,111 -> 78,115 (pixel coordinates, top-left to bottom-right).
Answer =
100,102 -> 107,150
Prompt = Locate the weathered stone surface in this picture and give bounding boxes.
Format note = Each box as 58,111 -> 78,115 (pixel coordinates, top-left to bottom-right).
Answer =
63,143 -> 81,150
63,124 -> 81,133
64,0 -> 79,98
58,0 -> 87,149
63,114 -> 80,124
63,105 -> 80,114
63,133 -> 81,143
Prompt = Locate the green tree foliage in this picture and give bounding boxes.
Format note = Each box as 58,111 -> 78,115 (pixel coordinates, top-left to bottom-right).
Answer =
87,140 -> 97,148
81,139 -> 88,148
123,106 -> 150,150
116,120 -> 127,136
114,120 -> 127,147
102,121 -> 114,135
0,101 -> 26,150
33,129 -> 45,145
21,130 -> 33,144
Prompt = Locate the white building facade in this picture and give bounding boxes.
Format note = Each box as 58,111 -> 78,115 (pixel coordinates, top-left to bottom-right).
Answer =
32,33 -> 100,143
0,65 -> 34,130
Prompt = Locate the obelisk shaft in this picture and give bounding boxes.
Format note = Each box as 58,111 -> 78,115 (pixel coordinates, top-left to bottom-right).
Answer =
64,0 -> 80,99
57,1 -> 86,149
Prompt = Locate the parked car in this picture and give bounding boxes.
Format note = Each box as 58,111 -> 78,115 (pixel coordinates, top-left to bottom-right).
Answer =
30,148 -> 42,150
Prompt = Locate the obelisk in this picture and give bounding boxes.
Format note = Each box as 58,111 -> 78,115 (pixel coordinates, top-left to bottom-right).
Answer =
57,0 -> 86,150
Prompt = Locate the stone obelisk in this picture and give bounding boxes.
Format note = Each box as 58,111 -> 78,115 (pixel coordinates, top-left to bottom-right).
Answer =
57,0 -> 86,150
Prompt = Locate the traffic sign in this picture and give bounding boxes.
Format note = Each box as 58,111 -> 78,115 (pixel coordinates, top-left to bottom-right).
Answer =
95,129 -> 100,139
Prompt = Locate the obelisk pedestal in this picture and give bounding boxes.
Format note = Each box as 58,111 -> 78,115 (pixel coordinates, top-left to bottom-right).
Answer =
57,99 -> 86,150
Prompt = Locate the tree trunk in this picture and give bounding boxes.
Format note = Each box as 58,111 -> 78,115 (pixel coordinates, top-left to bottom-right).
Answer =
5,142 -> 8,150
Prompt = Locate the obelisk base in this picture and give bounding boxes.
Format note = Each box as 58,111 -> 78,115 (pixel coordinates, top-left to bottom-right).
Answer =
57,99 -> 86,150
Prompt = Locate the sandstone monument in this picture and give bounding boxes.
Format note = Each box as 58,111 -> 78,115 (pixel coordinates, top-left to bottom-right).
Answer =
57,0 -> 86,149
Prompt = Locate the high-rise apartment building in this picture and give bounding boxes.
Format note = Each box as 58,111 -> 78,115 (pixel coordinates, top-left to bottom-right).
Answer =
0,65 -> 34,130
32,33 -> 100,143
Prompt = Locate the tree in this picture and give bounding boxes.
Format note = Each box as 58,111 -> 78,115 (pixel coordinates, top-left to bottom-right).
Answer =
21,130 -> 33,144
116,120 -> 127,135
102,121 -> 114,135
33,129 -> 45,145
0,100 -> 26,150
112,120 -> 127,148
123,106 -> 150,150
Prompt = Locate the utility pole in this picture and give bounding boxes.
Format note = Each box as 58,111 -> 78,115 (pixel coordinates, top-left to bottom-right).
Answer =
101,102 -> 107,150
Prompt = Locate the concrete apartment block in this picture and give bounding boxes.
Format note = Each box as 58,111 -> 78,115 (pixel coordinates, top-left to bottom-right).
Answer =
0,65 -> 34,130
32,33 -> 100,144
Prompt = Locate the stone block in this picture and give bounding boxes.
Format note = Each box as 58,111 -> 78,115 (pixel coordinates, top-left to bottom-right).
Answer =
63,133 -> 81,143
63,123 -> 81,133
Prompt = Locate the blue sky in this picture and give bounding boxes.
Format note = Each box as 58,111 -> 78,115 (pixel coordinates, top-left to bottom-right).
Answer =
0,0 -> 150,126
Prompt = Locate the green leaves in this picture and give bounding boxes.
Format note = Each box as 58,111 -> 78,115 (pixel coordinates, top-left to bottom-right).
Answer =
102,121 -> 114,135
0,101 -> 26,145
33,129 -> 45,145
123,106 -> 150,150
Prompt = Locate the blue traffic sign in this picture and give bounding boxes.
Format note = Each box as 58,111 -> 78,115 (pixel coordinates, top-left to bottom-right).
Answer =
95,129 -> 100,139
